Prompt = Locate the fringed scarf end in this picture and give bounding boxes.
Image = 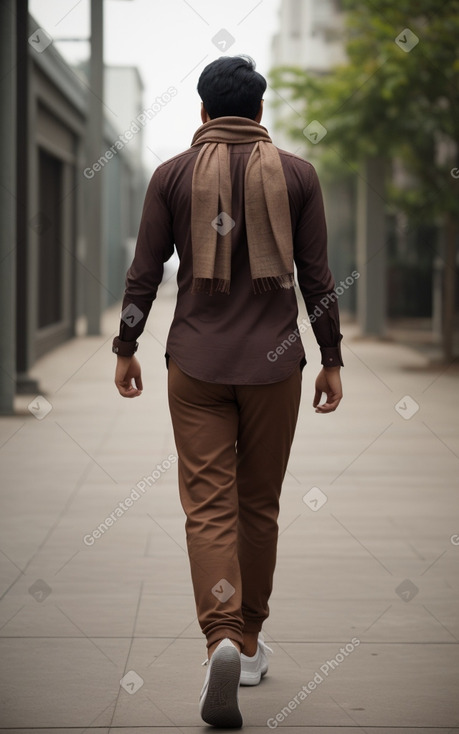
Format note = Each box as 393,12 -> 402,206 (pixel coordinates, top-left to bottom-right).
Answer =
252,273 -> 295,294
191,277 -> 231,296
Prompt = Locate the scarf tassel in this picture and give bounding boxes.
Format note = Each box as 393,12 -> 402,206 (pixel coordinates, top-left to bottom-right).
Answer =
191,277 -> 231,296
252,274 -> 295,294
192,274 -> 295,295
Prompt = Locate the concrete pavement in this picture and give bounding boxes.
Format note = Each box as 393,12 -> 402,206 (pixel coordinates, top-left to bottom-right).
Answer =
1,277 -> 458,733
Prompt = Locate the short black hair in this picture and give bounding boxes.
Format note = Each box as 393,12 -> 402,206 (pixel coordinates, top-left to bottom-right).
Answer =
197,56 -> 267,120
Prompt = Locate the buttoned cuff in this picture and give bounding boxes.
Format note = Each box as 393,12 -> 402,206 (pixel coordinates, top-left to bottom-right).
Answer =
112,337 -> 138,357
320,345 -> 343,368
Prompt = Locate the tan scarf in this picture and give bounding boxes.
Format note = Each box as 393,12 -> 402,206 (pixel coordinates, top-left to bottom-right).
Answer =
190,116 -> 294,295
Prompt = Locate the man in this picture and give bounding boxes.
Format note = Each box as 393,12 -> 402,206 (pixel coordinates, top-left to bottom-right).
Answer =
114,56 -> 343,729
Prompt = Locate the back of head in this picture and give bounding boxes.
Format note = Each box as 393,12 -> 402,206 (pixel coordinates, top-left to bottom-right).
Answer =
197,55 -> 267,120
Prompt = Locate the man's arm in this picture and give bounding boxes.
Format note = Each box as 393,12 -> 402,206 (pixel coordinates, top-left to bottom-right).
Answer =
294,163 -> 343,412
114,167 -> 174,398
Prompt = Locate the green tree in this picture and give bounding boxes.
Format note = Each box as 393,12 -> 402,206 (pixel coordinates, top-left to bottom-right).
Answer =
271,0 -> 459,360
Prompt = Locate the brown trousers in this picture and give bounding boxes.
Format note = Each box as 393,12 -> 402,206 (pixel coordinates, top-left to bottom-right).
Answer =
167,360 -> 302,649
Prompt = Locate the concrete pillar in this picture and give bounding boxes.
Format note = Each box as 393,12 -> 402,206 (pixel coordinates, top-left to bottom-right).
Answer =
356,157 -> 387,336
0,0 -> 17,414
85,0 -> 104,335
432,256 -> 443,344
442,215 -> 458,362
16,0 -> 40,395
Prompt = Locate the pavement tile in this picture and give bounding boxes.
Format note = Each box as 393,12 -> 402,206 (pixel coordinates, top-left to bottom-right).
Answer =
0,637 -> 128,727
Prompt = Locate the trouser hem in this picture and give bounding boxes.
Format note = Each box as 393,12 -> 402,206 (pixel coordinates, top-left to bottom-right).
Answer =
242,621 -> 264,634
206,627 -> 245,649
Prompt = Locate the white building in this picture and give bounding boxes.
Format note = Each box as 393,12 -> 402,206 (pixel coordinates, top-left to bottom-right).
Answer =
270,0 -> 355,315
105,66 -> 145,170
270,0 -> 345,149
272,0 -> 345,73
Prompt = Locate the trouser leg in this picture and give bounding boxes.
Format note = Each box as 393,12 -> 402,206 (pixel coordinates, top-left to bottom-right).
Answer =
235,367 -> 302,634
167,360 -> 244,649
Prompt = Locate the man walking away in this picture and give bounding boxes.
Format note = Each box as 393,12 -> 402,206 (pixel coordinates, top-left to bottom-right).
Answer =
114,56 -> 343,728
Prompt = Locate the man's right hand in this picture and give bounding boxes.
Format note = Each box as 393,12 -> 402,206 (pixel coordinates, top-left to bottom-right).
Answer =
313,366 -> 342,413
115,355 -> 143,398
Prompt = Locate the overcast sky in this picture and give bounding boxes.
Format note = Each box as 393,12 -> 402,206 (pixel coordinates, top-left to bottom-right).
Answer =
29,0 -> 283,167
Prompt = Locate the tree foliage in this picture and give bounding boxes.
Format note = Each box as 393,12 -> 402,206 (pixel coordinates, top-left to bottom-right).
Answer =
270,0 -> 459,220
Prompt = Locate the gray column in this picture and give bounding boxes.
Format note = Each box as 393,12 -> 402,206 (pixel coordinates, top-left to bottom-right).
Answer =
16,0 -> 40,395
356,157 -> 387,337
85,0 -> 104,335
0,0 -> 17,414
442,215 -> 458,362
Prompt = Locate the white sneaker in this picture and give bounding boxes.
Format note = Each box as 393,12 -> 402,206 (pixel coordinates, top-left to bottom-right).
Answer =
240,639 -> 273,686
199,638 -> 242,728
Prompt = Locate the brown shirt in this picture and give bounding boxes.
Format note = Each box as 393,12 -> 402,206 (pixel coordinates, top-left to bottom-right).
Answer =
118,141 -> 343,384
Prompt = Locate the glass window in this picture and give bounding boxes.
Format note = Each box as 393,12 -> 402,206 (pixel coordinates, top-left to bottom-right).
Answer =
37,148 -> 63,328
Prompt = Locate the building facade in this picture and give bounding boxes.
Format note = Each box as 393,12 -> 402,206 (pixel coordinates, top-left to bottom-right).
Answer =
0,5 -> 145,409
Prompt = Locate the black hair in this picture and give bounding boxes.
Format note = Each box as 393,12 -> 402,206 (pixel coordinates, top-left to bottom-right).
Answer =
197,55 -> 267,120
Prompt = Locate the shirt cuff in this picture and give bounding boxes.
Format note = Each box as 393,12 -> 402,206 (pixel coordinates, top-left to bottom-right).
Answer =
320,345 -> 343,368
112,337 -> 138,357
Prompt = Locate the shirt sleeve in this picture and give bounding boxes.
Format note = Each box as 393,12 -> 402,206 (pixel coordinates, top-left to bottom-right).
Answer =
116,166 -> 175,349
293,163 -> 343,367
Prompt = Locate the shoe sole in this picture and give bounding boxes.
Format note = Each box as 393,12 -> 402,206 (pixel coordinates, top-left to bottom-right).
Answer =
240,664 -> 268,686
200,646 -> 242,728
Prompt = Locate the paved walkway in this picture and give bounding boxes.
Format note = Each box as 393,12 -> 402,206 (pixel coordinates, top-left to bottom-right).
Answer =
1,277 -> 458,733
